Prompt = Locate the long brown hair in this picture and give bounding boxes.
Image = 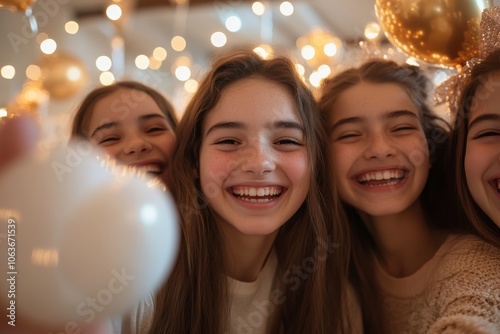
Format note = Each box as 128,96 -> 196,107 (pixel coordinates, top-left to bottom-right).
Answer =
318,59 -> 466,333
450,49 -> 500,248
149,49 -> 351,333
71,81 -> 178,138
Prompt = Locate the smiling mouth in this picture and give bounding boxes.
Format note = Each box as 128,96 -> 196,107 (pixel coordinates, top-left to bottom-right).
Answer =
135,164 -> 162,176
494,179 -> 500,193
231,186 -> 283,203
357,169 -> 405,187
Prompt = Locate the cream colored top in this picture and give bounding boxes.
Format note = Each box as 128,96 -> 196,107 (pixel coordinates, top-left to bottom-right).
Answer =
375,234 -> 500,334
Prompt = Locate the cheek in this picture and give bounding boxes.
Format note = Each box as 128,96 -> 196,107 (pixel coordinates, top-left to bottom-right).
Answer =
464,142 -> 484,186
160,134 -> 176,157
405,134 -> 429,169
329,144 -> 353,179
199,151 -> 233,200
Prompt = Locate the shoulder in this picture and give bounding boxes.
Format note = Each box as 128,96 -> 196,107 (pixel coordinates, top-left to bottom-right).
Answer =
426,234 -> 500,333
437,234 -> 500,274
111,292 -> 155,334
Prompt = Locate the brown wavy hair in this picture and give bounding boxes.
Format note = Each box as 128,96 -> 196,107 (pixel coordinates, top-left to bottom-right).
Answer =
318,59 -> 467,333
149,49 -> 351,333
71,81 -> 178,138
450,48 -> 500,248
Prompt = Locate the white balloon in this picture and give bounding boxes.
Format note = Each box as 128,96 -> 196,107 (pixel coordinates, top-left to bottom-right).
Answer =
0,140 -> 179,327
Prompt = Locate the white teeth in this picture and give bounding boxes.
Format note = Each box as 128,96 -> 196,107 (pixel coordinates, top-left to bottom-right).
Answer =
232,186 -> 282,199
358,170 -> 404,182
137,165 -> 160,173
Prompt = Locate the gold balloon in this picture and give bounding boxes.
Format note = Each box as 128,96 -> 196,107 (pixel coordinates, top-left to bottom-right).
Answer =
0,0 -> 36,12
375,0 -> 493,68
38,52 -> 88,100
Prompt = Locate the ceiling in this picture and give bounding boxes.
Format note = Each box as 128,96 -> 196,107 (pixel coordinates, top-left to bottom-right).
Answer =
0,0 -> 499,127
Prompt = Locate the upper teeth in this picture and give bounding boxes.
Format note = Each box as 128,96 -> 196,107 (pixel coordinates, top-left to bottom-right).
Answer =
232,186 -> 281,197
136,165 -> 160,173
358,170 -> 403,182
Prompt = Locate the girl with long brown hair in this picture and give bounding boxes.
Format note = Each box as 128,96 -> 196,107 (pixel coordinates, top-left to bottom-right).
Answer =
318,59 -> 500,333
451,48 -> 500,248
139,49 -> 356,334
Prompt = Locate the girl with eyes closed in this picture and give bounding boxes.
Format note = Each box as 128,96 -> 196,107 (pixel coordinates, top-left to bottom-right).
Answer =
71,81 -> 178,177
143,49 -> 360,334
451,48 -> 500,249
318,59 -> 500,333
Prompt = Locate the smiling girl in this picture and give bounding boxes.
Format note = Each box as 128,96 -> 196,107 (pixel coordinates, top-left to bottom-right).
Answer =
71,81 -> 178,177
319,59 -> 500,333
451,48 -> 500,248
143,49 -> 357,334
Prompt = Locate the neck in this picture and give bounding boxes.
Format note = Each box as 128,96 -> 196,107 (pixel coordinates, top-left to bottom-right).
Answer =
360,200 -> 447,277
221,226 -> 278,282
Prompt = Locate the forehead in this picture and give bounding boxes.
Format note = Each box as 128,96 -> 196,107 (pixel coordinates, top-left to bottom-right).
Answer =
88,88 -> 163,124
204,78 -> 301,127
471,71 -> 500,119
330,82 -> 417,121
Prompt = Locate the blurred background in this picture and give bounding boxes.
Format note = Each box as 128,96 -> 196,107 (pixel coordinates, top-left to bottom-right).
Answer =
0,0 -> 498,142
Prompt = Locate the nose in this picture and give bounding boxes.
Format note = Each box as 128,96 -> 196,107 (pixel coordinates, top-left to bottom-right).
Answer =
240,143 -> 276,175
363,133 -> 396,160
123,134 -> 152,155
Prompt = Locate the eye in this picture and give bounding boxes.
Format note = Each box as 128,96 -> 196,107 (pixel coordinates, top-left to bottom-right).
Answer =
473,130 -> 500,139
275,138 -> 302,146
334,131 -> 362,142
392,125 -> 417,133
214,138 -> 240,145
146,126 -> 167,133
98,136 -> 120,144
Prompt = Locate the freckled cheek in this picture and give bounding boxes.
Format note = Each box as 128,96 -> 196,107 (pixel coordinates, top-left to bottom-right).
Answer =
199,154 -> 234,200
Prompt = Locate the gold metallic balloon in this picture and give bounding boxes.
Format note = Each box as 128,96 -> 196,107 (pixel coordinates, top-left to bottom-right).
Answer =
0,0 -> 36,12
38,52 -> 88,100
375,0 -> 493,68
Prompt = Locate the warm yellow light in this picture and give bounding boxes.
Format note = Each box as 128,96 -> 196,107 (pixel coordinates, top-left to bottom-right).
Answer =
225,16 -> 242,32
106,4 -> 122,21
96,56 -> 112,71
211,32 -> 227,48
26,65 -> 41,81
65,21 -> 79,34
171,36 -> 186,52
66,66 -> 82,81
184,79 -> 198,94
252,2 -> 265,16
364,22 -> 381,40
1,65 -> 15,79
0,108 -> 8,118
175,65 -> 191,81
40,39 -> 57,55
100,71 -> 115,86
295,63 -> 305,76
149,57 -> 162,70
135,55 -> 150,70
301,45 -> 315,60
280,2 -> 294,16
153,47 -> 167,61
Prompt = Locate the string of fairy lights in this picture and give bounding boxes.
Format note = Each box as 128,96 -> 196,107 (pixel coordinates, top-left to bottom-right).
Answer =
0,0 -> 403,119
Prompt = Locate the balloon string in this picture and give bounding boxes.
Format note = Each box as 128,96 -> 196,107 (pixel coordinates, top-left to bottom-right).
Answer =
25,6 -> 38,35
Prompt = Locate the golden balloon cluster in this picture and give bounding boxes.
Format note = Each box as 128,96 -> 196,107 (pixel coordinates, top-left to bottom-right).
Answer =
375,0 -> 493,69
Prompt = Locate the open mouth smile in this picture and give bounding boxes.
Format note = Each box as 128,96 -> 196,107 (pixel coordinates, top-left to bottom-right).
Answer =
356,169 -> 406,187
231,186 -> 283,203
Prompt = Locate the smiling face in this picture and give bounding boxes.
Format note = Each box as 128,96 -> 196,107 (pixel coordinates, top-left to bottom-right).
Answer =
465,72 -> 500,228
86,88 -> 176,176
328,82 -> 429,218
199,77 -> 310,238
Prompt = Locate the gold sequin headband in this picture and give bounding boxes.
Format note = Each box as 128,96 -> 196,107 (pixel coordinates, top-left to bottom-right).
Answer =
434,6 -> 500,116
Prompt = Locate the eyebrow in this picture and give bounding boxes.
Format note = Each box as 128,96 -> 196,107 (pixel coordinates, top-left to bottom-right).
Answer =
329,109 -> 418,133
205,120 -> 304,136
90,113 -> 167,138
469,113 -> 500,129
